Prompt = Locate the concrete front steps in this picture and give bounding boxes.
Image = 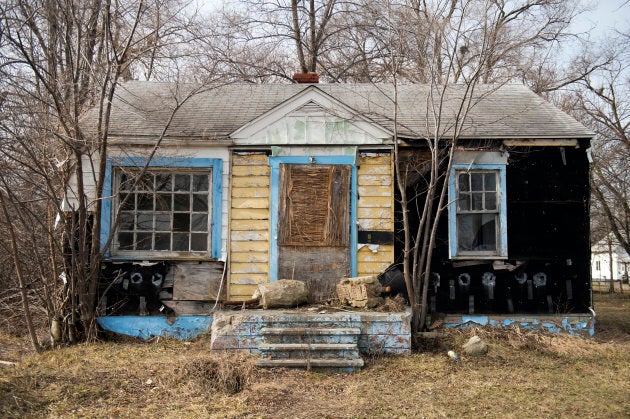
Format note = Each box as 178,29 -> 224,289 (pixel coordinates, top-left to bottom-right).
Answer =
210,309 -> 412,372
256,326 -> 364,371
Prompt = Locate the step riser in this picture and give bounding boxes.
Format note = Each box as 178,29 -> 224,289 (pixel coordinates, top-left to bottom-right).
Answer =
261,350 -> 361,360
256,358 -> 364,369
264,321 -> 362,328
263,335 -> 359,344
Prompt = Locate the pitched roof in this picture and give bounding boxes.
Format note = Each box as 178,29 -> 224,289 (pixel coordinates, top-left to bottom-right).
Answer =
100,81 -> 594,140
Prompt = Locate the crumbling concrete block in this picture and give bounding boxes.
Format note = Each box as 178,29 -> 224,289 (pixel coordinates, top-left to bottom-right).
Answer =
337,276 -> 384,308
252,279 -> 308,309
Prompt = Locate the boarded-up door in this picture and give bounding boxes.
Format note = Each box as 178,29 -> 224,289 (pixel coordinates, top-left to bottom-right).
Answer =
277,164 -> 351,302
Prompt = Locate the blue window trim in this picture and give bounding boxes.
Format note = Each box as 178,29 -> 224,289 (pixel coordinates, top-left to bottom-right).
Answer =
448,163 -> 507,259
101,157 -> 223,259
268,156 -> 357,281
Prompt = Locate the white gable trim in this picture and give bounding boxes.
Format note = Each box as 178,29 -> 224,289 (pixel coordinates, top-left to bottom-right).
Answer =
231,86 -> 392,145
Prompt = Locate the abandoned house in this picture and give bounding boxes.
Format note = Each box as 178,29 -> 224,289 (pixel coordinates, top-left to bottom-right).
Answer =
69,80 -> 596,346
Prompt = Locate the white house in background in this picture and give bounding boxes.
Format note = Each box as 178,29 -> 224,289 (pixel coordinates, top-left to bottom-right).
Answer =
591,234 -> 630,282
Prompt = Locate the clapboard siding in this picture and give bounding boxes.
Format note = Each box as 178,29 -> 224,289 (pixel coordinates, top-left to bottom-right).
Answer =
228,153 -> 271,300
357,154 -> 395,276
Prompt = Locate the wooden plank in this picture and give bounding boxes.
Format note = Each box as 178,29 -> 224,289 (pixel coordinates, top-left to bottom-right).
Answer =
358,207 -> 392,219
230,219 -> 269,231
358,262 -> 393,276
231,187 -> 270,198
231,197 -> 269,209
230,230 -> 269,241
230,251 -> 268,263
359,155 -> 391,165
358,164 -> 392,175
358,174 -> 392,186
358,196 -> 393,208
358,185 -> 392,197
172,262 -> 225,301
229,273 -> 269,283
230,241 -> 269,252
357,245 -> 395,263
231,165 -> 270,177
231,208 -> 269,220
232,176 -> 269,188
232,154 -> 268,165
228,284 -> 260,299
230,262 -> 269,274
358,218 -> 395,230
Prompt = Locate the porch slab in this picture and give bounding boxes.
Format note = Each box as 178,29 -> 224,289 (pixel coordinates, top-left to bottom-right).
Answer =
210,309 -> 412,355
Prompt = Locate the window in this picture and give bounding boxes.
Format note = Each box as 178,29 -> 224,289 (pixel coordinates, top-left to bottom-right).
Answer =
596,261 -> 601,271
114,169 -> 211,255
448,163 -> 507,259
101,157 -> 223,260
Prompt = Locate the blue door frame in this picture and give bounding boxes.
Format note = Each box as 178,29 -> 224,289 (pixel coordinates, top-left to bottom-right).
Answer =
268,156 -> 358,281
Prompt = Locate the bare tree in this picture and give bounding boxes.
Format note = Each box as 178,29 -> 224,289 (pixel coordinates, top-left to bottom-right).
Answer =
570,33 -> 630,258
0,0 -> 215,344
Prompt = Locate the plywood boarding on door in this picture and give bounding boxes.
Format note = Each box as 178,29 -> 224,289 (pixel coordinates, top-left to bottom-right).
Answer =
228,153 -> 270,300
357,153 -> 395,276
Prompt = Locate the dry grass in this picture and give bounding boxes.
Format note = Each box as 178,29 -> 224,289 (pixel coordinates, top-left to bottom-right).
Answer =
1,293 -> 629,418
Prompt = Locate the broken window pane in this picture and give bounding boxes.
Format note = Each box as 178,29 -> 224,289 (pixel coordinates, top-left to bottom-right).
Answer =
173,213 -> 190,232
174,194 -> 190,211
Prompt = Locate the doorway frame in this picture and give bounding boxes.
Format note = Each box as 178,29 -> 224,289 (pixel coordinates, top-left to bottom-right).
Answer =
268,155 -> 358,281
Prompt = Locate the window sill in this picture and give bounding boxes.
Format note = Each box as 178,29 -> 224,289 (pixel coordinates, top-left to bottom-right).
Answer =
451,255 -> 508,261
106,253 -> 215,262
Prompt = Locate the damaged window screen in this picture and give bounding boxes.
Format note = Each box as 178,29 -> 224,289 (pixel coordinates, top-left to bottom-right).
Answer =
114,168 -> 211,254
456,171 -> 499,252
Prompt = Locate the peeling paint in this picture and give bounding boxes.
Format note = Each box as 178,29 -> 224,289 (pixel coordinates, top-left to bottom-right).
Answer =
441,314 -> 595,337
97,315 -> 213,340
357,243 -> 380,253
210,309 -> 412,355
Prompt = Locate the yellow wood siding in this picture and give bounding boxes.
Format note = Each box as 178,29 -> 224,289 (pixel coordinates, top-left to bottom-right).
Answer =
228,153 -> 270,300
357,154 -> 395,276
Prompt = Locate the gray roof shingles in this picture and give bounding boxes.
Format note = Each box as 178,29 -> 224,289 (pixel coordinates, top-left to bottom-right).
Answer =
101,81 -> 594,140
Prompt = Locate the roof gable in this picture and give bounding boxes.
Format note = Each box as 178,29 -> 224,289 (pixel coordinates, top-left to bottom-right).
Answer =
231,86 -> 392,145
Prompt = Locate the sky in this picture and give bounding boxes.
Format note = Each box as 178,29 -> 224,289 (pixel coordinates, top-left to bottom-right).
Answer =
569,0 -> 629,41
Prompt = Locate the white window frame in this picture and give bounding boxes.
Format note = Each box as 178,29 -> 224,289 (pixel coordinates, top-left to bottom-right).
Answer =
448,162 -> 507,259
